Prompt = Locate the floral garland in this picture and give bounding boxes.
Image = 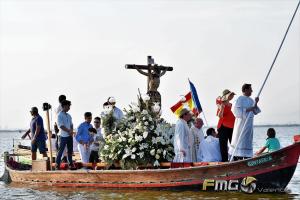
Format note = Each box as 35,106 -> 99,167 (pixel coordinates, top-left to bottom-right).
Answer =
100,98 -> 174,169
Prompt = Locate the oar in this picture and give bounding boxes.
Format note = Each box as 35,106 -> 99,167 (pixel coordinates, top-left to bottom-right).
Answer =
229,0 -> 300,162
44,103 -> 54,170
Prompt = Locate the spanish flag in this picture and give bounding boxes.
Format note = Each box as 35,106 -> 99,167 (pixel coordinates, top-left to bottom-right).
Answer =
170,80 -> 203,117
170,92 -> 193,117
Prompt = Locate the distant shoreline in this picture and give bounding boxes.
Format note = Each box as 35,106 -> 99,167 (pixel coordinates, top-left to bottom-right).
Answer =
1,124 -> 299,132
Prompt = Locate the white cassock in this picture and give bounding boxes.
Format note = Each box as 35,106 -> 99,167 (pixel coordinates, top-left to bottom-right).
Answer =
228,96 -> 261,158
173,119 -> 192,162
199,136 -> 222,162
188,130 -> 196,162
190,126 -> 205,162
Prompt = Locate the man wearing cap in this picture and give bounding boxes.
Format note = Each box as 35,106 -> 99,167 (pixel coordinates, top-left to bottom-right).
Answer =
21,107 -> 48,160
55,100 -> 74,169
173,108 -> 193,162
216,89 -> 236,162
107,97 -> 124,121
228,84 -> 261,160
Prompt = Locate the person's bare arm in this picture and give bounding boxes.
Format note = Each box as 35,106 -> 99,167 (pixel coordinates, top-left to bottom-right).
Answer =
255,146 -> 267,156
60,125 -> 73,136
32,124 -> 41,144
217,104 -> 225,118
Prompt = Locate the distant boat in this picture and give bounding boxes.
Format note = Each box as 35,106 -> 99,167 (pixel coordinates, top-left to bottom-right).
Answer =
1,139 -> 300,193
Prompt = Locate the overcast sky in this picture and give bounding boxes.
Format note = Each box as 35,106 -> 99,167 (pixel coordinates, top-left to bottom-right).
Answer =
0,0 -> 299,129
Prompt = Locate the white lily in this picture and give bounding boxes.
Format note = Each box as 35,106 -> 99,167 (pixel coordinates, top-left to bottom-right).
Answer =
143,131 -> 148,139
150,149 -> 156,156
132,147 -> 137,152
154,160 -> 160,167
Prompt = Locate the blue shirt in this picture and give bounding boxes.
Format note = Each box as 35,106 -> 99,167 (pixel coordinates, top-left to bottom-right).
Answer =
113,107 -> 124,121
57,111 -> 73,137
76,122 -> 93,144
265,138 -> 281,152
30,115 -> 46,141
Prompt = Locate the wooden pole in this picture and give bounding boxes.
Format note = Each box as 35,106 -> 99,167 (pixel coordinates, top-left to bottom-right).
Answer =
229,0 -> 300,162
45,109 -> 53,170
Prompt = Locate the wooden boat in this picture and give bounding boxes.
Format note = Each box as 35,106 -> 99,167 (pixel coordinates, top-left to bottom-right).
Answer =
2,139 -> 300,193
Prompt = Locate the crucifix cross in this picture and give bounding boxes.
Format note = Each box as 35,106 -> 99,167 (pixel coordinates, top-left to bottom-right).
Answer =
125,56 -> 173,92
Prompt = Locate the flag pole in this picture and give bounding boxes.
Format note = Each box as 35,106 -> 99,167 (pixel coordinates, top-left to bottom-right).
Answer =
229,0 -> 300,162
188,78 -> 209,126
201,111 -> 209,127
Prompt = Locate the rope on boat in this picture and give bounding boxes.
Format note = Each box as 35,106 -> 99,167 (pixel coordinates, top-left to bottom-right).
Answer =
229,0 -> 300,162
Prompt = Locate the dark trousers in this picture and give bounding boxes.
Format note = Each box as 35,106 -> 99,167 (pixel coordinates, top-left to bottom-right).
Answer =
218,125 -> 233,162
56,136 -> 73,166
89,150 -> 99,163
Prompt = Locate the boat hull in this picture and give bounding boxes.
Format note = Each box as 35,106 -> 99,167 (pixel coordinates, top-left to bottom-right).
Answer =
4,142 -> 300,192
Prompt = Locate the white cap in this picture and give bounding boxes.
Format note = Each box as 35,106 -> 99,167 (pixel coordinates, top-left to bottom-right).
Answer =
108,97 -> 116,103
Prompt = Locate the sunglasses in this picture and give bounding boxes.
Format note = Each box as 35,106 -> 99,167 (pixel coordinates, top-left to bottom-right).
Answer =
94,121 -> 100,124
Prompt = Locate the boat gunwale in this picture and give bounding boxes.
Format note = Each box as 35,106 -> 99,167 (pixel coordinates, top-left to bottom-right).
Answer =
5,141 -> 300,174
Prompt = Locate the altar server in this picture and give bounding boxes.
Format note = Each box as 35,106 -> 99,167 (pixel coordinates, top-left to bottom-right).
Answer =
228,84 -> 261,160
199,128 -> 222,162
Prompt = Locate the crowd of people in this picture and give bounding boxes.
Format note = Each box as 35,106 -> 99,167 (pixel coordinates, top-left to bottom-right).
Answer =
22,95 -> 123,170
22,83 -> 282,169
173,83 -> 281,163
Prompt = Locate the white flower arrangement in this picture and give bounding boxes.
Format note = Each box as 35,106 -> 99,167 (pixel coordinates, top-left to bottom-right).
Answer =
100,96 -> 175,169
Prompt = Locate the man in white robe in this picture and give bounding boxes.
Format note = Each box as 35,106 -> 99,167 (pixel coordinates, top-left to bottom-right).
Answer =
228,83 -> 261,160
190,118 -> 205,162
199,128 -> 221,162
173,108 -> 193,162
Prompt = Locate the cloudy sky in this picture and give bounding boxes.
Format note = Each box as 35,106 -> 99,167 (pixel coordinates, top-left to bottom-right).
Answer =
0,0 -> 299,129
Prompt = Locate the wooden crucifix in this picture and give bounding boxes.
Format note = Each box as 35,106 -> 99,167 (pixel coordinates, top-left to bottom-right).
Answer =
125,56 -> 173,106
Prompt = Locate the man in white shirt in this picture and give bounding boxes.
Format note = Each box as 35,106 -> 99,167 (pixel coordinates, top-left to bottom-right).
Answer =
108,97 -> 123,121
54,95 -> 66,136
199,128 -> 222,162
173,108 -> 193,162
55,100 -> 74,170
228,83 -> 261,160
190,118 -> 205,162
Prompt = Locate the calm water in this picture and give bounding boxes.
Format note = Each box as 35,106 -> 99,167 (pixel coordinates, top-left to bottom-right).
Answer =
1,126 -> 300,200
